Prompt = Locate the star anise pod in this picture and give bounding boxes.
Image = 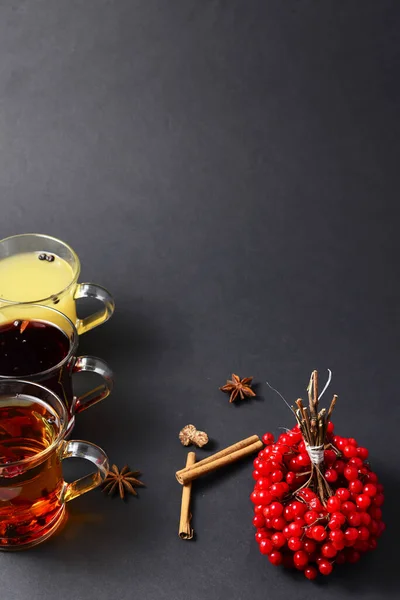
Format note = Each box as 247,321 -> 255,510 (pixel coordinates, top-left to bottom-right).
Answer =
219,373 -> 256,403
102,464 -> 145,499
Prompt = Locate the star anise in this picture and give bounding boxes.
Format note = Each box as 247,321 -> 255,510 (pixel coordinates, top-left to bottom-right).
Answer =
219,373 -> 256,403
102,464 -> 145,499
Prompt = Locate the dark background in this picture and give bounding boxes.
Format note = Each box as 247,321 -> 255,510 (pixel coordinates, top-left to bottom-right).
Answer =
0,1 -> 399,599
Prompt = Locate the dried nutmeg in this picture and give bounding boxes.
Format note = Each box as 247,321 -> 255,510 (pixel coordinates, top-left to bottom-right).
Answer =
191,430 -> 209,448
179,424 -> 209,448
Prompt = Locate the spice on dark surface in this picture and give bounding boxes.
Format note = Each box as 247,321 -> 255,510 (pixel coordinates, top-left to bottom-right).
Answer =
102,465 -> 145,499
219,373 -> 256,403
179,424 -> 209,447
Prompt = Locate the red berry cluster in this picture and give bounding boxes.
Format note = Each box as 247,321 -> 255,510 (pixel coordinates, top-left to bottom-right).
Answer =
251,425 -> 385,579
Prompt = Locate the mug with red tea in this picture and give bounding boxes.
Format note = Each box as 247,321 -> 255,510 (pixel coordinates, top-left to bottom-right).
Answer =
0,304 -> 113,434
0,379 -> 108,550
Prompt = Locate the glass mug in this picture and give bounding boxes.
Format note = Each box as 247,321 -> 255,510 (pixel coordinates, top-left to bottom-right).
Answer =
0,233 -> 115,335
0,379 -> 109,550
0,304 -> 113,434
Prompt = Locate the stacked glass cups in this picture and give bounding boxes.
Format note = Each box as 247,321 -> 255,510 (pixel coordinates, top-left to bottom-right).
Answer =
0,234 -> 115,550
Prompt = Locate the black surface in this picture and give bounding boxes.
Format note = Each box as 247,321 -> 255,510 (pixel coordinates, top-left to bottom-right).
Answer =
0,1 -> 399,599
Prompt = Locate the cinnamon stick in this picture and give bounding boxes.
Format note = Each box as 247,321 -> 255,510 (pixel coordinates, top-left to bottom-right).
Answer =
177,435 -> 260,476
176,436 -> 262,485
178,451 -> 196,539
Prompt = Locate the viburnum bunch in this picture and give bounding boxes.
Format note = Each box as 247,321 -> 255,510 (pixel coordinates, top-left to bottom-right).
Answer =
251,371 -> 385,579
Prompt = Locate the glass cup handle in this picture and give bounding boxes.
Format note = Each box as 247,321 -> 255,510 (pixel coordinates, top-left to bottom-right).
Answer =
59,440 -> 109,503
74,283 -> 115,335
72,356 -> 114,414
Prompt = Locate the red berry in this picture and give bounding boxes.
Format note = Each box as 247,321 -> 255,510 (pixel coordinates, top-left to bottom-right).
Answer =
304,565 -> 318,580
308,497 -> 324,512
325,469 -> 338,483
341,501 -> 356,515
319,560 -> 333,575
272,517 -> 286,530
253,515 -> 265,528
285,471 -> 296,486
271,532 -> 286,548
347,549 -> 361,563
363,484 -> 377,498
312,525 -> 327,542
329,529 -> 344,544
329,512 -> 346,528
357,447 -> 368,460
289,457 -> 300,472
327,497 -> 341,513
255,530 -> 268,542
369,520 -> 379,536
333,460 -> 346,475
262,433 -> 275,445
358,526 -> 370,541
361,512 -> 371,526
254,504 -> 264,515
366,471 -> 378,483
303,539 -> 316,554
343,445 -> 357,458
327,422 -> 335,435
336,488 -> 350,501
269,484 -> 282,498
297,488 -> 316,502
304,526 -> 315,539
373,493 -> 385,507
347,512 -> 362,527
284,505 -> 294,521
257,463 -> 271,476
250,491 -> 259,504
271,470 -> 283,483
349,480 -> 363,494
294,550 -> 309,569
288,537 -> 303,551
324,449 -> 336,465
354,540 -> 369,552
259,538 -> 273,555
322,542 -> 337,558
369,506 -> 382,521
291,501 -> 307,518
297,453 -> 311,468
344,466 -> 358,481
335,437 -> 347,451
255,477 -> 270,490
348,438 -> 358,446
287,522 -> 303,537
258,490 -> 273,505
344,527 -> 358,544
268,550 -> 283,565
304,510 -> 319,525
356,494 -> 371,510
329,529 -> 344,550
269,502 -> 283,518
349,457 -> 363,468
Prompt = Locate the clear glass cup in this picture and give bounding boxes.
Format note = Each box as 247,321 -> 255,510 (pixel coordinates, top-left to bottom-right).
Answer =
0,379 -> 109,550
0,233 -> 115,334
0,304 -> 113,434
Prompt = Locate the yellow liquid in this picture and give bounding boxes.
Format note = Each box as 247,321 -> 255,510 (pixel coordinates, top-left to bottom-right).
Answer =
0,252 -> 77,325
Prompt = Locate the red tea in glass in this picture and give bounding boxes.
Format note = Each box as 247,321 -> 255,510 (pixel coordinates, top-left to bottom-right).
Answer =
0,304 -> 113,433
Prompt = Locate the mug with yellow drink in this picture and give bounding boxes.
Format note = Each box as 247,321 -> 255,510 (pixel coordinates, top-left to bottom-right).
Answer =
0,234 -> 114,334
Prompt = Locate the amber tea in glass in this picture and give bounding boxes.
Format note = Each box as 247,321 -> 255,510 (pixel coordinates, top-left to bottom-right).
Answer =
0,380 -> 108,550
